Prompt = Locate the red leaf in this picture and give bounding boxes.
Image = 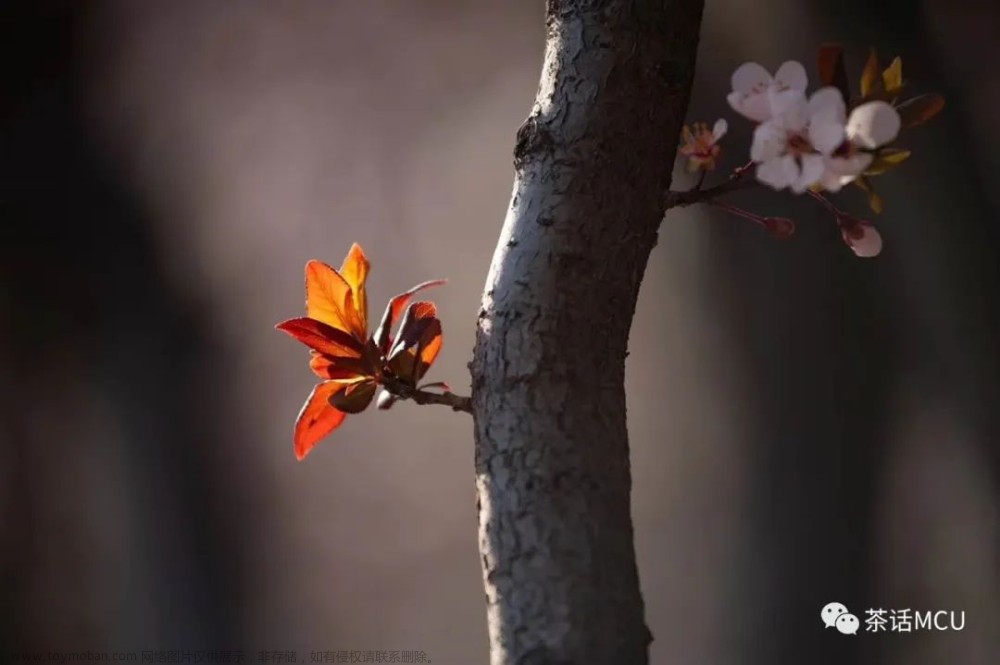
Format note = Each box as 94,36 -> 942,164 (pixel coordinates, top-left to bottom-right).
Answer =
415,318 -> 443,376
308,351 -> 370,381
387,305 -> 443,383
817,43 -> 850,101
388,302 -> 438,360
294,382 -> 349,460
373,280 -> 446,353
896,93 -> 944,129
275,317 -> 364,358
329,379 -> 377,414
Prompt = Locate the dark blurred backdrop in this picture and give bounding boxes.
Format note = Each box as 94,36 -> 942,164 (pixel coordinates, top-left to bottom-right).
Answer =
1,1 -> 997,664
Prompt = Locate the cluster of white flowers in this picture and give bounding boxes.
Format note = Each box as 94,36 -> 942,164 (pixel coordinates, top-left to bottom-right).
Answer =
727,61 -> 901,195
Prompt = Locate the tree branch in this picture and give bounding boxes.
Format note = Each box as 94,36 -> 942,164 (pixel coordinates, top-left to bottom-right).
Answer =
381,376 -> 472,413
471,1 -> 706,663
664,161 -> 757,210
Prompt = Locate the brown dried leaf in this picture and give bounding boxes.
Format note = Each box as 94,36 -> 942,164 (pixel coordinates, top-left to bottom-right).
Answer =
896,93 -> 945,129
864,148 -> 911,176
860,48 -> 882,98
882,57 -> 903,96
818,43 -> 851,100
854,176 -> 884,214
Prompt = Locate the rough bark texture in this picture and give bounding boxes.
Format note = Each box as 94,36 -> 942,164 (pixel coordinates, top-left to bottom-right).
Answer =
470,1 -> 704,663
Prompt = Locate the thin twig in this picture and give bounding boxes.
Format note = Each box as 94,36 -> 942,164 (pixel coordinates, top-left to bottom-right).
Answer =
664,161 -> 757,210
408,388 -> 473,412
382,375 -> 473,413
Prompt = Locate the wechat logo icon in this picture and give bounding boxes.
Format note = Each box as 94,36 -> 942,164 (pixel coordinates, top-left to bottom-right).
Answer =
822,602 -> 859,635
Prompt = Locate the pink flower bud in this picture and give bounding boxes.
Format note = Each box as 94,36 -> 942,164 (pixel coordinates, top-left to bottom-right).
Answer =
841,221 -> 882,258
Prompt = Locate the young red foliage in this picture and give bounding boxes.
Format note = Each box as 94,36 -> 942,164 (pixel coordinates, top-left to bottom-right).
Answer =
275,243 -> 445,460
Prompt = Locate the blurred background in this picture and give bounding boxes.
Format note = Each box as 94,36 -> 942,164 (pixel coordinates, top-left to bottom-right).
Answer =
1,1 -> 997,663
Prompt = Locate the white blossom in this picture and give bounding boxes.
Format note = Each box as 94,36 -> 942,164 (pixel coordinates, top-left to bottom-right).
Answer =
750,87 -> 847,193
818,101 -> 902,191
727,61 -> 808,122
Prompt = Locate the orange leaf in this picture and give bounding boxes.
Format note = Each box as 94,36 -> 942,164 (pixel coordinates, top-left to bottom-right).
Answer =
294,382 -> 349,460
304,259 -> 365,340
373,279 -> 446,353
275,317 -> 364,358
417,318 -> 443,371
338,243 -> 370,334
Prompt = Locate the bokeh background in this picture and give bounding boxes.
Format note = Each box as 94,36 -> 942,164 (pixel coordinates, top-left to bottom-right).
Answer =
2,1 -> 997,664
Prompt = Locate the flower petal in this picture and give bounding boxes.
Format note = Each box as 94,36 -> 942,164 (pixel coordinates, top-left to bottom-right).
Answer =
807,86 -> 846,122
756,155 -> 799,190
820,154 -> 872,192
750,121 -> 787,162
808,100 -> 847,155
766,88 -> 806,121
832,153 -> 873,176
774,94 -> 810,132
711,118 -> 728,141
731,62 -> 773,94
819,168 -> 846,193
847,101 -> 901,149
293,382 -> 349,460
773,61 -> 808,92
276,317 -> 364,358
727,91 -> 774,123
793,154 -> 826,193
809,116 -> 846,155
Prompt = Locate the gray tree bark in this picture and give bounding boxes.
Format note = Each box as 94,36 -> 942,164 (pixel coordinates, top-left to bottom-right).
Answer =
470,1 -> 705,663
